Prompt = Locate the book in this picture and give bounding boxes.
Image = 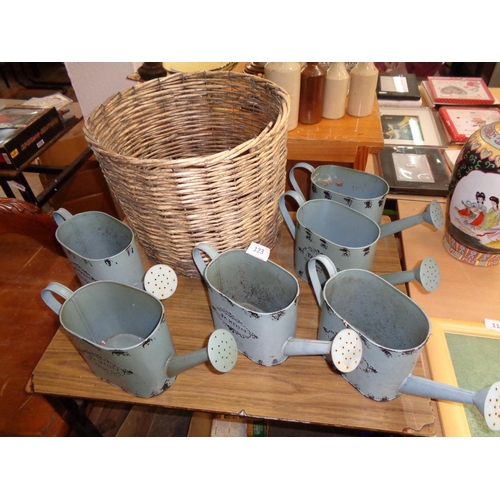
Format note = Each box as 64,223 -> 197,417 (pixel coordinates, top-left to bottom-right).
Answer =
377,145 -> 451,197
438,106 -> 500,143
376,73 -> 420,101
426,77 -> 495,106
0,106 -> 64,171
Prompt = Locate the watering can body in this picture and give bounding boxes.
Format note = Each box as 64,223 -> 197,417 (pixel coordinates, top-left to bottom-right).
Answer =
193,243 -> 299,366
41,280 -> 177,398
308,256 -> 431,401
279,193 -> 381,282
289,162 -> 389,223
280,192 -> 444,284
54,208 -> 145,286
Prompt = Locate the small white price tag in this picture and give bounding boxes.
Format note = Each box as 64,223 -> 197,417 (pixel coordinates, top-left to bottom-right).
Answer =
485,318 -> 500,332
8,180 -> 26,192
246,242 -> 270,262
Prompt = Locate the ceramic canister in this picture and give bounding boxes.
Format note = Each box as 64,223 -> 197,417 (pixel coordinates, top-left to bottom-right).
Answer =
444,121 -> 500,266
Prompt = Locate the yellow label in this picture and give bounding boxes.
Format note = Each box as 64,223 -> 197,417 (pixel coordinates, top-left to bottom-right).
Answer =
11,149 -> 19,158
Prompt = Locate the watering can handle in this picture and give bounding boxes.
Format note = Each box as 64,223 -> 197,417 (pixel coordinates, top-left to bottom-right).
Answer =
278,190 -> 306,240
192,243 -> 219,277
40,282 -> 73,315
289,162 -> 315,200
52,208 -> 73,226
307,255 -> 338,306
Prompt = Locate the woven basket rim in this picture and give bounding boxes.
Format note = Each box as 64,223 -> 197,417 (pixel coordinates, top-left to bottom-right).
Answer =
84,70 -> 290,167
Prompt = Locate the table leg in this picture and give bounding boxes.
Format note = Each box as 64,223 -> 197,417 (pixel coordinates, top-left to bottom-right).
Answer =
353,146 -> 369,171
46,396 -> 102,437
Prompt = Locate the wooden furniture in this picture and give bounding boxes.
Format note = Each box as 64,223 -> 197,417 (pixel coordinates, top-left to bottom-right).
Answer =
234,63 -> 384,171
399,199 -> 500,323
28,217 -> 439,436
286,103 -> 384,170
0,99 -> 93,207
0,198 -> 62,255
0,198 -> 75,436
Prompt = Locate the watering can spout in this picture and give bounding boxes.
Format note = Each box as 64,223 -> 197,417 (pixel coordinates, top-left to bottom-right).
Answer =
380,257 -> 440,293
165,329 -> 238,378
399,375 -> 500,432
379,200 -> 444,239
282,329 -> 363,373
473,382 -> 500,431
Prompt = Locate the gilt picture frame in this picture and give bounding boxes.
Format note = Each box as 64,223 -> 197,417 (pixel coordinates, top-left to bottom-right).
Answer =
426,317 -> 500,437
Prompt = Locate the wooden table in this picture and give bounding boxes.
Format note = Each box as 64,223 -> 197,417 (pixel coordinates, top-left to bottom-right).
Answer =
399,199 -> 500,323
286,101 -> 384,170
28,216 -> 439,436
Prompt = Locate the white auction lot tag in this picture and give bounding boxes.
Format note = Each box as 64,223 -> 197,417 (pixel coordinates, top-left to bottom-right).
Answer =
485,318 -> 500,332
246,242 -> 270,262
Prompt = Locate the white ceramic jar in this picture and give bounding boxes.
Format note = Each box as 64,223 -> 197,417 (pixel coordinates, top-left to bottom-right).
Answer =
322,62 -> 349,119
347,62 -> 378,117
265,62 -> 301,131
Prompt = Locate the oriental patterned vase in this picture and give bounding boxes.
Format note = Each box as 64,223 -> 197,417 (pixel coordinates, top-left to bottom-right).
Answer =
444,120 -> 500,266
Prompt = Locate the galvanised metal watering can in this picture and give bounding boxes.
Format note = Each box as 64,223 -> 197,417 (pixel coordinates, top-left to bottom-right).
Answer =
192,242 -> 362,371
279,191 -> 444,283
308,254 -> 500,432
41,280 -> 238,398
54,208 -> 145,287
289,162 -> 390,223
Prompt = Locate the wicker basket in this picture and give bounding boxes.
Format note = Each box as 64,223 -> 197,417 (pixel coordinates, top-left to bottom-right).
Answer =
83,71 -> 290,278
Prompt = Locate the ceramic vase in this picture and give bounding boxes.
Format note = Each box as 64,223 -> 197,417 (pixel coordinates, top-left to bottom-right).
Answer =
298,63 -> 326,125
322,62 -> 349,119
264,62 -> 301,131
346,62 -> 378,117
443,120 -> 500,266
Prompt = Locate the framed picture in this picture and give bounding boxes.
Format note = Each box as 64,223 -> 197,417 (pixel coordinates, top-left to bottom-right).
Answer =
380,107 -> 445,147
426,317 -> 500,437
377,146 -> 450,196
377,73 -> 420,101
427,77 -> 495,105
438,106 -> 500,143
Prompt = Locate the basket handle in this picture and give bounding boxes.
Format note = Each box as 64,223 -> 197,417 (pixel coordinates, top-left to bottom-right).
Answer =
278,190 -> 306,240
192,243 -> 219,277
53,208 -> 73,227
289,162 -> 315,200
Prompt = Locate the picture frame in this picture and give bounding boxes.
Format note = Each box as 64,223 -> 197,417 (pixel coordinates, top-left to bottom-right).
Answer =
438,106 -> 500,143
425,317 -> 500,437
427,77 -> 495,105
377,146 -> 450,196
380,107 -> 446,147
376,73 -> 420,101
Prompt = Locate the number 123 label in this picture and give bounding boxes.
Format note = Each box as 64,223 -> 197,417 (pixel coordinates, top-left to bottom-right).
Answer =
246,242 -> 270,262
